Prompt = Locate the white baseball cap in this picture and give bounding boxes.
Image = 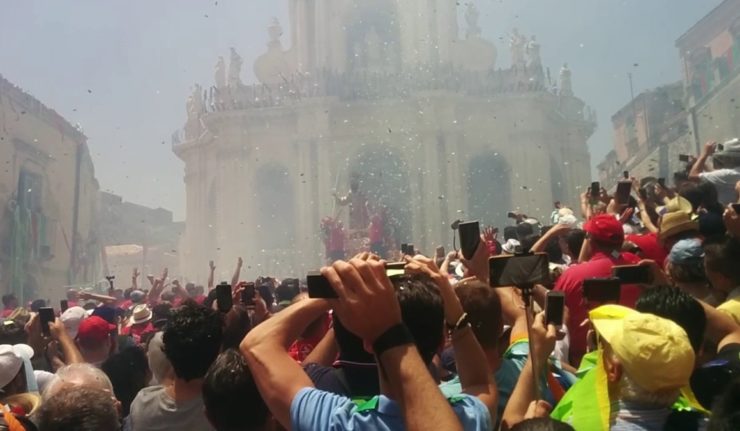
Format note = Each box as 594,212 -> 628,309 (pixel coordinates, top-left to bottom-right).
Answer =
0,344 -> 34,390
60,306 -> 88,339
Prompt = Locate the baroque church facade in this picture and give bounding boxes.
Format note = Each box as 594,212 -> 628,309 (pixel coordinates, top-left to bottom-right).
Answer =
174,0 -> 595,278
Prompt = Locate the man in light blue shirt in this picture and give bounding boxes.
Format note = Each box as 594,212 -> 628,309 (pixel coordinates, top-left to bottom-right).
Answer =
241,254 -> 497,430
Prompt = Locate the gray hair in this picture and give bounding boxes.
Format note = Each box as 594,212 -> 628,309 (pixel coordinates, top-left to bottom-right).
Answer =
43,363 -> 114,401
617,364 -> 681,408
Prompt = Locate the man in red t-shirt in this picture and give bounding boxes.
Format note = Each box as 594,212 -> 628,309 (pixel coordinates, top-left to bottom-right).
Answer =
554,214 -> 641,366
1,294 -> 18,318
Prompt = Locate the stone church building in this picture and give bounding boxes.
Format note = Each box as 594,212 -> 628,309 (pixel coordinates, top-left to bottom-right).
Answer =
174,0 -> 595,278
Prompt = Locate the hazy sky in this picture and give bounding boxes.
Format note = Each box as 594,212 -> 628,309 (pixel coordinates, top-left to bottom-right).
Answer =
0,0 -> 722,220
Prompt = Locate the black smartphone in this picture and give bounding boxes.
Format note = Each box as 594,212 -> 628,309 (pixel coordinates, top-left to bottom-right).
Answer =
241,282 -> 256,308
590,181 -> 600,199
657,178 -> 666,188
731,203 -> 740,214
623,170 -> 629,179
616,181 -> 632,204
216,282 -> 233,312
60,300 -> 69,313
545,291 -> 565,327
506,211 -> 517,219
38,307 -> 55,336
307,262 -> 409,298
407,244 -> 416,256
489,253 -> 549,287
679,154 -> 690,162
612,264 -> 652,284
582,278 -> 621,304
458,220 -> 481,260
401,243 -> 409,255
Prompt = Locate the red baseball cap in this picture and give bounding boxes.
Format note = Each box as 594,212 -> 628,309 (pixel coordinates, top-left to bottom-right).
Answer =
76,316 -> 116,343
584,214 -> 624,246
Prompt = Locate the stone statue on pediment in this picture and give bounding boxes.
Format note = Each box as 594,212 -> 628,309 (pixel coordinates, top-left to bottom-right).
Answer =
228,47 -> 243,88
215,56 -> 226,89
560,63 -> 573,96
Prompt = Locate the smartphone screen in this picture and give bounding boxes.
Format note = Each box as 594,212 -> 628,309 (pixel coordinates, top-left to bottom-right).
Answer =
657,178 -> 666,189
545,291 -> 565,327
458,220 -> 480,260
623,170 -> 629,179
612,265 -> 652,284
489,253 -> 549,287
39,307 -> 55,336
590,182 -> 600,199
582,278 -> 621,304
216,282 -> 233,312
616,181 -> 632,204
407,243 -> 416,256
241,283 -> 256,308
679,154 -> 690,162
60,300 -> 69,313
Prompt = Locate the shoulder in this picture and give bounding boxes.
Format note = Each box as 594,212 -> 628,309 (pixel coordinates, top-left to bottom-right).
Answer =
290,387 -> 356,431
449,394 -> 493,430
132,385 -> 165,405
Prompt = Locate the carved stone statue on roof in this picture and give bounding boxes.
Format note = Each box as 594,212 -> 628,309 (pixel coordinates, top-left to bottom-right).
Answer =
214,56 -> 226,89
560,63 -> 573,97
228,47 -> 243,88
465,3 -> 481,39
510,28 -> 526,70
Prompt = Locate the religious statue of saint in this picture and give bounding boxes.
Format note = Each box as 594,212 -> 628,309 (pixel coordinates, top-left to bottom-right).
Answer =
214,56 -> 226,89
510,28 -> 526,70
465,3 -> 481,39
228,47 -> 243,88
527,36 -> 541,68
333,174 -> 370,230
560,63 -> 573,96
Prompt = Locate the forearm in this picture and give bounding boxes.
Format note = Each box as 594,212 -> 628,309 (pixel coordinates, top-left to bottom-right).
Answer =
500,357 -> 540,430
247,299 -> 330,352
57,334 -> 84,364
696,298 -> 740,349
639,209 -> 658,233
303,328 -> 338,366
451,325 -> 492,389
689,154 -> 709,178
208,269 -> 215,289
530,231 -> 556,254
378,344 -> 463,431
231,265 -> 242,288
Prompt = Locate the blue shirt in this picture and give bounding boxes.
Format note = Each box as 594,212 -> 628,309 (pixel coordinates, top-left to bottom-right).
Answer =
290,387 -> 492,431
439,340 -> 575,419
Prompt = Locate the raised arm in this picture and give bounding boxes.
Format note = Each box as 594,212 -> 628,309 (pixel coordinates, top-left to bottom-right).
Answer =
240,299 -> 327,428
406,251 -> 498,422
302,328 -> 338,366
689,141 -> 717,179
530,224 -> 570,254
500,312 -> 557,430
231,257 -> 243,288
208,260 -> 216,290
324,258 -> 464,431
131,267 -> 140,290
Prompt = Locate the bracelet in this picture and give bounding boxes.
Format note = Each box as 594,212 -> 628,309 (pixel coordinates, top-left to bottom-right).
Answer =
446,312 -> 470,332
372,323 -> 414,358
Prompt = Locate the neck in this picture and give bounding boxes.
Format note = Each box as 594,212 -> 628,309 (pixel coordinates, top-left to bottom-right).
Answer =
167,377 -> 204,403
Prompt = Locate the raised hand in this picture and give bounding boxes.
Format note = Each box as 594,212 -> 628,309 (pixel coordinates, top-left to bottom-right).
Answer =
321,259 -> 402,343
209,260 -> 216,271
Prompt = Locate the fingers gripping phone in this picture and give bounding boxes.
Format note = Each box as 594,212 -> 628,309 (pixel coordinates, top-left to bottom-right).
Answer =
458,221 -> 481,260
39,307 -> 55,336
307,262 -> 408,298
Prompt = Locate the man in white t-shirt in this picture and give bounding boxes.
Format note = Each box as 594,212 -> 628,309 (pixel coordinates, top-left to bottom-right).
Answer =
690,140 -> 740,204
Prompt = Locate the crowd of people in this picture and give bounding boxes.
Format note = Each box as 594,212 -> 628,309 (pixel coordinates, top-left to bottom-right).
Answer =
0,139 -> 739,430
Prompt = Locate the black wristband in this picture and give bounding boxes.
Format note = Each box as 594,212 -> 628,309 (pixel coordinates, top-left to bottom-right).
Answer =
372,323 -> 414,358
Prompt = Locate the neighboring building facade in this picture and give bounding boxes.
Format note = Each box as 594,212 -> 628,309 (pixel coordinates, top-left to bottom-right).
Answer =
599,0 -> 740,190
0,74 -> 100,303
99,192 -> 183,280
174,1 -> 596,278
598,83 -> 693,189
677,0 -> 740,151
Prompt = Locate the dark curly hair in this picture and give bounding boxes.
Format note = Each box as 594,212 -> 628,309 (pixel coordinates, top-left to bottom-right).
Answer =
163,302 -> 223,381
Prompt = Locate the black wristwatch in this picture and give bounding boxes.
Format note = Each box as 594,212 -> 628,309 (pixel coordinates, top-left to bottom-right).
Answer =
373,323 -> 414,358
